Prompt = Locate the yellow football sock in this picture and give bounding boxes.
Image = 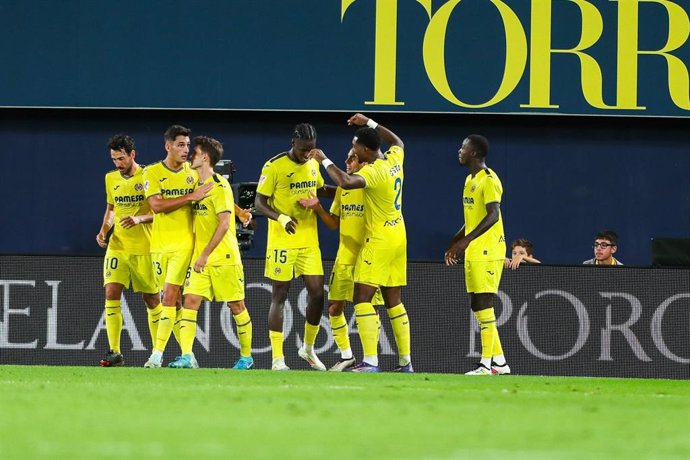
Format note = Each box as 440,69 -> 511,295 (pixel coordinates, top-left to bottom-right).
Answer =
269,330 -> 284,360
304,321 -> 320,348
104,299 -> 122,353
172,307 -> 183,347
492,326 -> 505,358
146,303 -> 163,349
387,303 -> 411,365
354,302 -> 379,361
329,313 -> 350,352
179,309 -> 198,355
155,306 -> 177,352
233,309 -> 252,357
476,308 -> 497,364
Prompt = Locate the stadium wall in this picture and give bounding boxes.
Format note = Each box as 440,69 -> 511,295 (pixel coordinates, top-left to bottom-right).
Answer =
1,109 -> 690,266
1,256 -> 687,379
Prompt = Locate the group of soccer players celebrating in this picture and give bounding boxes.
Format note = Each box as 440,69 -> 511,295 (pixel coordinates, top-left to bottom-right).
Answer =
97,113 -> 510,375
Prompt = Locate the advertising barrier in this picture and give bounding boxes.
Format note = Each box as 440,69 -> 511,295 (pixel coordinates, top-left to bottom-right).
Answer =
0,256 -> 687,379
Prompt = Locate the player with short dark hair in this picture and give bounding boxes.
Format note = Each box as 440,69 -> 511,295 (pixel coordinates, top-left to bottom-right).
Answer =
308,113 -> 412,373
298,149 -> 386,371
142,125 -> 213,368
167,136 -> 254,369
445,135 -> 511,375
254,123 -> 330,371
97,134 -> 160,366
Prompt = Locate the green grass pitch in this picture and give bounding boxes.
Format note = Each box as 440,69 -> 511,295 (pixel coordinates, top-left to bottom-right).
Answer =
0,366 -> 688,459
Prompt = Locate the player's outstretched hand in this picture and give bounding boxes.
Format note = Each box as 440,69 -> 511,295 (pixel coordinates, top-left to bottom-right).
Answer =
307,149 -> 327,163
236,207 -> 253,227
96,232 -> 108,248
348,113 -> 369,126
190,182 -> 214,202
298,192 -> 320,210
119,215 -> 140,229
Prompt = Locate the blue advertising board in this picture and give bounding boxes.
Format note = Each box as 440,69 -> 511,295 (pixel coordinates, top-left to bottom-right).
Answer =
0,0 -> 688,116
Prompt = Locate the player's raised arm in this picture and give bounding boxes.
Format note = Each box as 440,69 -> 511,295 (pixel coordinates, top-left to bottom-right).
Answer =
308,149 -> 365,190
348,113 -> 404,150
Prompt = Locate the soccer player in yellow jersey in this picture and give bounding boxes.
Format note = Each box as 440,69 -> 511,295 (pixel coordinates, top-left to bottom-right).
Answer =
308,114 -> 412,373
142,125 -> 212,368
167,136 -> 254,370
298,149 -> 386,371
255,123 -> 331,371
96,134 -> 161,367
445,135 -> 511,376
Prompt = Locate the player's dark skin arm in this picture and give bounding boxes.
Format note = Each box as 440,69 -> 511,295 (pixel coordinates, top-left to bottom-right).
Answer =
373,123 -> 404,150
254,192 -> 297,234
308,150 -> 366,191
317,185 -> 336,199
445,202 -> 501,264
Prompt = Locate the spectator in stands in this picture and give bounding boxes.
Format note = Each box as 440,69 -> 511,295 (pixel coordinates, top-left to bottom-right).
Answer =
583,230 -> 623,265
504,238 -> 541,270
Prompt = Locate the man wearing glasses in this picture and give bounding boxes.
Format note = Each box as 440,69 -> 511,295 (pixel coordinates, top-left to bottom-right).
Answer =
583,230 -> 624,265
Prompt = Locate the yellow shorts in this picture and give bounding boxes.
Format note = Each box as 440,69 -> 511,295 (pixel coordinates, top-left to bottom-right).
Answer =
264,246 -> 323,281
103,250 -> 157,294
465,259 -> 504,294
354,243 -> 407,287
152,250 -> 193,289
185,264 -> 245,302
328,262 -> 384,305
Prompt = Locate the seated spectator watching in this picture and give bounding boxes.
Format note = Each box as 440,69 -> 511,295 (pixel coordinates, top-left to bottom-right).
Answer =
505,238 -> 541,270
583,230 -> 623,265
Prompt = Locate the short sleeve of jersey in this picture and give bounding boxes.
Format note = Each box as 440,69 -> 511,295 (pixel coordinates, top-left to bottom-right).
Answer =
105,175 -> 114,205
387,145 -> 404,163
355,164 -> 381,189
483,176 -> 502,204
316,167 -> 324,189
330,187 -> 342,217
256,162 -> 276,197
143,166 -> 161,198
211,182 -> 233,215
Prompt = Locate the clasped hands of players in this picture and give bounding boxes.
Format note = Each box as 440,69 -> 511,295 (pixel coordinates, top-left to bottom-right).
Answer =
444,238 -> 471,266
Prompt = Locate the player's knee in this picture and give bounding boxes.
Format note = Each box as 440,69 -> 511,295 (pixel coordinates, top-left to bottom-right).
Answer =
328,302 -> 344,316
227,300 -> 246,315
142,293 -> 160,308
104,283 -> 124,301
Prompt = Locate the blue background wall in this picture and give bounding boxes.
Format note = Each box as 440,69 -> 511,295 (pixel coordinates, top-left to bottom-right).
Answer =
1,108 -> 688,265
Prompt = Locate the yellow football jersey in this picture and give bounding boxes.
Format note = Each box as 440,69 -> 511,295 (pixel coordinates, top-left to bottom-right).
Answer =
257,153 -> 324,249
105,166 -> 152,255
192,174 -> 242,266
354,145 -> 406,247
463,168 -> 506,261
143,161 -> 197,253
330,187 -> 366,264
